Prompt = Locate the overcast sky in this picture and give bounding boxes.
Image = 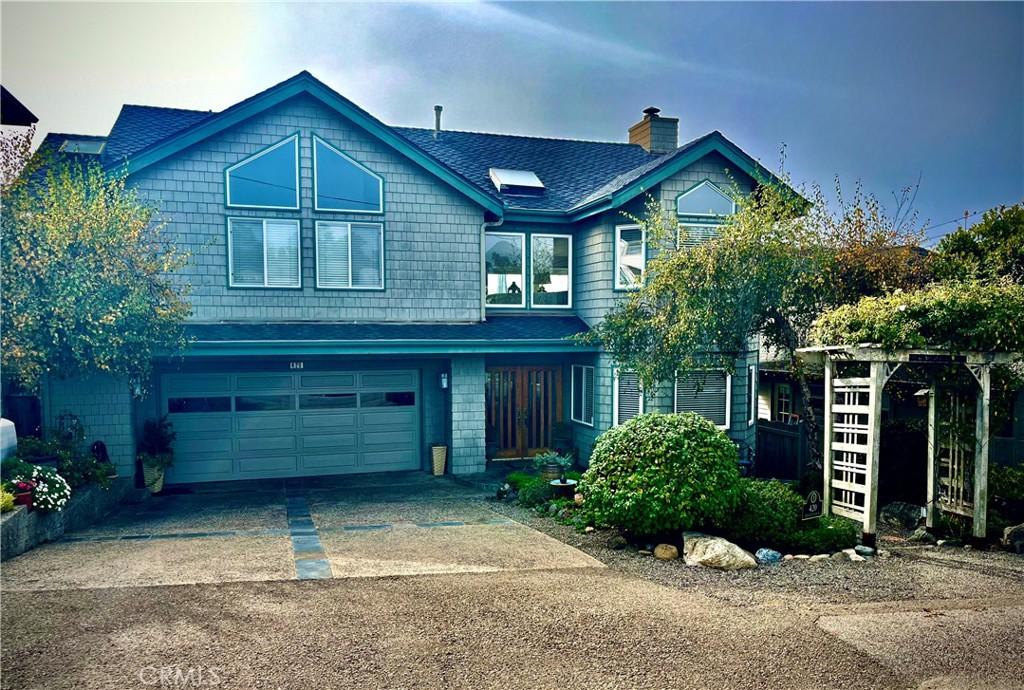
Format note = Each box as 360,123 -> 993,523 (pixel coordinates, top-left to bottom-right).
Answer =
2,1 -> 1021,242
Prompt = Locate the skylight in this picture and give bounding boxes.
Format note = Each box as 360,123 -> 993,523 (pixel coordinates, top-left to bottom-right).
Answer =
59,139 -> 106,155
489,168 -> 545,195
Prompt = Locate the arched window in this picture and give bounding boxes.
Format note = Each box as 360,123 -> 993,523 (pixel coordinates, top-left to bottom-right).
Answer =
225,134 -> 299,210
313,136 -> 383,213
675,180 -> 735,217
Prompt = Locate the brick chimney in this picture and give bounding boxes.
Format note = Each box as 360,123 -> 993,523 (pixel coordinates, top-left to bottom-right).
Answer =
628,106 -> 678,154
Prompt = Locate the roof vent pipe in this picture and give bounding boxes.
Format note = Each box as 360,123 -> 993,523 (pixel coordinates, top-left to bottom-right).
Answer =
434,105 -> 443,138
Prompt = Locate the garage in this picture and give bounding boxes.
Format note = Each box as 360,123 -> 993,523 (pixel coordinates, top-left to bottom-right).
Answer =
160,369 -> 421,483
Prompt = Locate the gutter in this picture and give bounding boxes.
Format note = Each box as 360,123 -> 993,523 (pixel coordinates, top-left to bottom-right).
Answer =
480,215 -> 504,320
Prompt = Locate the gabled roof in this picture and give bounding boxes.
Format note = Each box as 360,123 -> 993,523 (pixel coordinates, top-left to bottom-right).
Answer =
1,86 -> 38,126
102,104 -> 213,166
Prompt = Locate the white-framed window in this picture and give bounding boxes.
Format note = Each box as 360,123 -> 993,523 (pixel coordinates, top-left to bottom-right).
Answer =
570,364 -> 595,427
225,134 -> 300,210
614,224 -> 646,289
613,369 -> 644,426
315,221 -> 384,289
674,370 -> 731,430
227,218 -> 301,288
312,135 -> 384,214
531,234 -> 572,308
747,364 -> 757,426
774,383 -> 794,423
485,232 -> 526,308
675,179 -> 735,217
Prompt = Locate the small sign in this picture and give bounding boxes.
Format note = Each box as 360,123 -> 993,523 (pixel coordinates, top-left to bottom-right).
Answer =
289,361 -> 304,370
802,490 -> 822,521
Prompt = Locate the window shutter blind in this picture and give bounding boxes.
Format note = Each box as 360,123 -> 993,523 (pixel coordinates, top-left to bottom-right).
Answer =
675,371 -> 728,427
350,223 -> 382,288
229,219 -> 264,286
679,225 -> 719,249
317,222 -> 350,288
264,220 -> 300,287
583,366 -> 595,424
572,366 -> 584,422
616,371 -> 642,425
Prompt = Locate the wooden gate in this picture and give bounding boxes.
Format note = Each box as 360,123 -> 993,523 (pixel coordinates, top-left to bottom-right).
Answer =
485,366 -> 563,459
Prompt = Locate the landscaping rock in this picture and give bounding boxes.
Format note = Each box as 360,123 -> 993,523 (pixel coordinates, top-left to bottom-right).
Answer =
783,554 -> 794,561
547,503 -> 559,515
608,534 -> 628,550
831,551 -> 850,561
909,527 -> 937,544
877,549 -> 891,559
854,545 -> 875,557
880,501 -> 925,530
573,493 -> 584,506
809,554 -> 830,563
755,548 -> 782,565
1001,523 -> 1024,555
654,544 -> 679,561
682,533 -> 757,570
849,553 -> 867,562
794,554 -> 810,560
638,549 -> 653,556
584,526 -> 595,533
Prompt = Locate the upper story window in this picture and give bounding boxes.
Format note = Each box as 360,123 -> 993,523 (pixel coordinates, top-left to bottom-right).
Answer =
316,221 -> 384,290
674,370 -> 731,430
313,135 -> 383,213
485,232 -> 525,308
676,180 -> 735,217
228,218 -> 301,288
531,234 -> 572,308
615,224 -> 646,290
225,134 -> 299,210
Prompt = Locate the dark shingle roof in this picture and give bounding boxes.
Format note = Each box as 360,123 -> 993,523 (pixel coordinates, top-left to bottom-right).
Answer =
394,127 -> 658,212
1,86 -> 38,126
36,132 -> 109,171
102,104 -> 213,165
185,315 -> 589,343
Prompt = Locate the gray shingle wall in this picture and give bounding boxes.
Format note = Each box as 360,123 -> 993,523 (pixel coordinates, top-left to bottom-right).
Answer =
44,374 -> 135,476
449,355 -> 486,474
129,93 -> 486,323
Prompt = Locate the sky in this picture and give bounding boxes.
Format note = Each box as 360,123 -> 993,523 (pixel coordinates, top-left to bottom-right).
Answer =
2,1 -> 1021,243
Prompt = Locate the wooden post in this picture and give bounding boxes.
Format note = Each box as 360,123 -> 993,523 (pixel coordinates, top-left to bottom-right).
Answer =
973,364 -> 990,539
926,382 -> 940,529
822,355 -> 833,516
863,361 -> 885,543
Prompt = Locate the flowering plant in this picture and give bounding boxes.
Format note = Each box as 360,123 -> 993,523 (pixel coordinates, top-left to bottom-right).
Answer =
11,479 -> 36,493
9,466 -> 71,512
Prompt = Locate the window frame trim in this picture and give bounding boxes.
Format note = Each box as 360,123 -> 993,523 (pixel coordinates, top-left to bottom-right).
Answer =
673,368 -> 732,430
484,231 -> 527,309
613,223 -> 646,291
747,364 -> 757,427
311,133 -> 385,214
612,368 -> 645,427
530,233 -> 573,310
314,220 -> 386,291
674,178 -> 736,219
224,133 -> 301,211
226,217 -> 302,289
570,364 -> 595,427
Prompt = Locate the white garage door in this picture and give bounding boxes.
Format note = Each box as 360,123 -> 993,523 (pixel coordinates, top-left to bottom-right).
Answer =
161,370 -> 421,483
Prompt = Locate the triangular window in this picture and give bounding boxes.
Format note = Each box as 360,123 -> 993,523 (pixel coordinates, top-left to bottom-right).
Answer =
314,136 -> 383,213
225,134 -> 299,209
676,180 -> 734,217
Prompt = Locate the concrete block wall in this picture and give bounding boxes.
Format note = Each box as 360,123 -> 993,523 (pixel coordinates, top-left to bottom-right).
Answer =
44,374 -> 136,476
449,355 -> 486,474
129,92 -> 486,323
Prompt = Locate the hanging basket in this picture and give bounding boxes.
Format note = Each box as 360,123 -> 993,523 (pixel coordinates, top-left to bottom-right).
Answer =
431,444 -> 448,476
142,464 -> 165,493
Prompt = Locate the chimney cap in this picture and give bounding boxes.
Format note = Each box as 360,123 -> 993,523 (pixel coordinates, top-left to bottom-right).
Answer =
643,106 -> 661,117
434,104 -> 443,113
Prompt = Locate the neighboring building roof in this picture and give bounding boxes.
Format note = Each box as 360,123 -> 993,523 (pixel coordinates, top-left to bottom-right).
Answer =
183,315 -> 594,355
35,133 -> 109,173
53,70 -> 791,218
1,86 -> 38,126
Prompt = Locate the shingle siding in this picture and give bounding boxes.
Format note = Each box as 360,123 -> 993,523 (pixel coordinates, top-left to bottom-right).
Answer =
44,374 -> 135,476
449,355 -> 486,474
129,93 -> 486,323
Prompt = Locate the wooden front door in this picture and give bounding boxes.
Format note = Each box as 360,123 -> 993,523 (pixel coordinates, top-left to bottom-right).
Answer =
485,366 -> 563,459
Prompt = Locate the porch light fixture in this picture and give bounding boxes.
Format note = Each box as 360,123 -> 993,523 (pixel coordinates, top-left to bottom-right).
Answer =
440,372 -> 449,390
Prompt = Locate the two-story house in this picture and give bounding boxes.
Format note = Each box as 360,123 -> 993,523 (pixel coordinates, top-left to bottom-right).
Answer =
40,71 -> 782,484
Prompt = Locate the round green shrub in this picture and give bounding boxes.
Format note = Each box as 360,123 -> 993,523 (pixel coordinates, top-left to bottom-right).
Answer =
578,412 -> 741,537
724,478 -> 803,549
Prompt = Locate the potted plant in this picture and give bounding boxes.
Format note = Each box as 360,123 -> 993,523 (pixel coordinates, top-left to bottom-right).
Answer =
9,479 -> 36,511
138,416 -> 175,493
12,436 -> 60,470
533,450 -> 573,481
430,442 -> 448,476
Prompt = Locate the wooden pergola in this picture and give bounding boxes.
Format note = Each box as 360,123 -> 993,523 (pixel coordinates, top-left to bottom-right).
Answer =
797,345 -> 1017,545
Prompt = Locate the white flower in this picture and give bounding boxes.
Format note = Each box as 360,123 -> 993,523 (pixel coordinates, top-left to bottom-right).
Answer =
897,304 -> 907,312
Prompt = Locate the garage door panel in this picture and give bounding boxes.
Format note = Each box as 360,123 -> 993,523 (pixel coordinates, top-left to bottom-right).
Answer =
300,374 -> 356,389
238,435 -> 295,453
300,412 -> 356,430
238,455 -> 297,474
301,432 -> 357,450
362,429 -> 416,447
164,375 -> 232,395
175,436 -> 233,455
168,458 -> 234,480
362,449 -> 419,468
168,415 -> 233,434
236,415 -> 296,433
360,371 -> 416,389
235,375 -> 294,391
360,409 -> 417,427
302,453 -> 358,470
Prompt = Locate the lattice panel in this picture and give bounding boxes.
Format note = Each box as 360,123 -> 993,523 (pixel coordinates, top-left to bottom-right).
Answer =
829,380 -> 872,521
938,391 -> 975,517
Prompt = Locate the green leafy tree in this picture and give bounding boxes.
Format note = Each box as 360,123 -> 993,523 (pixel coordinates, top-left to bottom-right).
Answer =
1,144 -> 191,391
930,204 -> 1024,282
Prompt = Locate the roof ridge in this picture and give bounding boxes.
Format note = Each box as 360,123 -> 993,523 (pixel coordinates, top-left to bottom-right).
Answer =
395,125 -> 649,149
46,132 -> 108,139
120,103 -> 215,115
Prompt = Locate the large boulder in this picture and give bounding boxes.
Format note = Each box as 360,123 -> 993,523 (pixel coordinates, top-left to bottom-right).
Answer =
682,532 -> 757,570
755,548 -> 782,565
880,502 -> 925,530
654,544 -> 679,561
1002,524 -> 1024,555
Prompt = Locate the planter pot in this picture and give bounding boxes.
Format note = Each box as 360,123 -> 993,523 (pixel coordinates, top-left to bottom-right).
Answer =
549,478 -> 578,500
431,444 -> 447,476
13,492 -> 32,512
539,462 -> 563,482
142,464 -> 165,493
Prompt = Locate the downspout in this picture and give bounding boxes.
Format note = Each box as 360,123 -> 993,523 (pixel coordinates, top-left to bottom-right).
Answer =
480,215 -> 503,322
